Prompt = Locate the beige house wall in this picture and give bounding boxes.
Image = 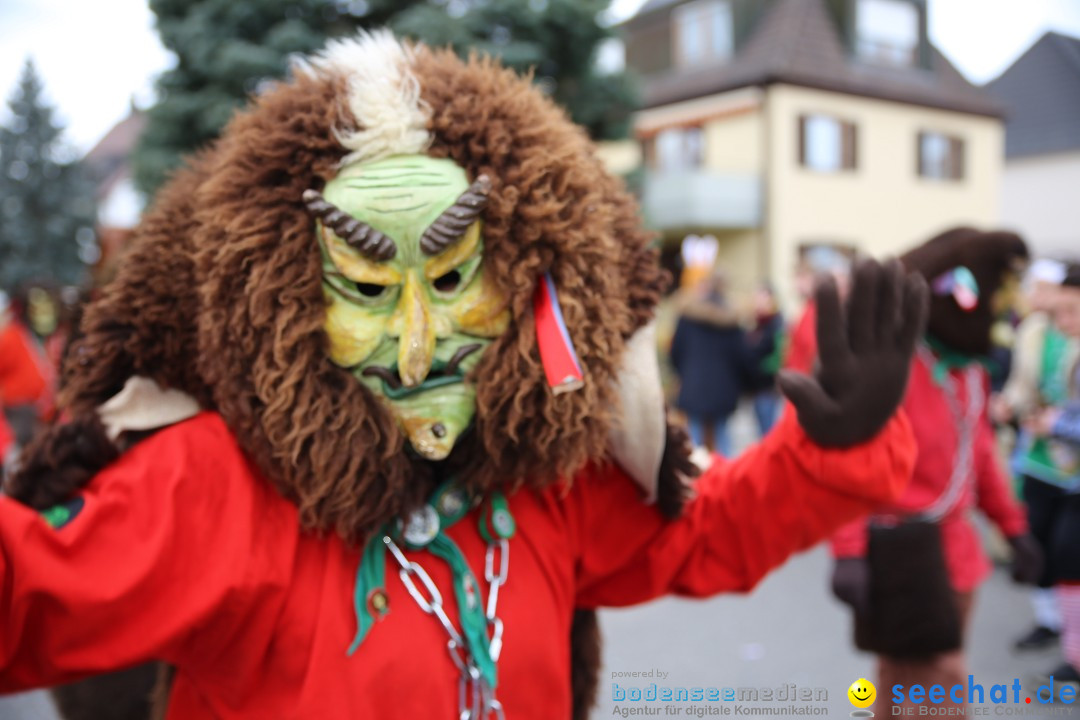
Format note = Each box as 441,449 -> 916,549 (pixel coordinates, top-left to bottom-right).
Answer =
764,84 -> 1003,312
699,104 -> 766,302
703,107 -> 764,174
594,139 -> 643,177
712,228 -> 764,302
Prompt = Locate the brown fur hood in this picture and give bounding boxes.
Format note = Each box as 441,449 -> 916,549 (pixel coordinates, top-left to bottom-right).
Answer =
47,33 -> 669,543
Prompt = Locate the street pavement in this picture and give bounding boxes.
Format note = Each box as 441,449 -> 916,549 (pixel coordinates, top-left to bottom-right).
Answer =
597,544 -> 1070,717
2,405 -> 1075,719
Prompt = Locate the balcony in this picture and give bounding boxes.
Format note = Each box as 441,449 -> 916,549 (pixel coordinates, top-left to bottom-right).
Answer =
641,170 -> 762,230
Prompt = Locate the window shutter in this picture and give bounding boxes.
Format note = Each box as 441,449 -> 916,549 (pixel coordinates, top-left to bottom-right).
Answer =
842,121 -> 858,169
950,137 -> 964,180
798,115 -> 808,166
917,131 -> 926,177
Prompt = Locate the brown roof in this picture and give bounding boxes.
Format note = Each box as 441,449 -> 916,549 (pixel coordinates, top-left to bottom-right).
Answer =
626,0 -> 1003,117
83,109 -> 146,201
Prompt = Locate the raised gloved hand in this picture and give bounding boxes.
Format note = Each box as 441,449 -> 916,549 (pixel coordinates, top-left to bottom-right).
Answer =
1007,533 -> 1044,585
831,557 -> 870,615
778,258 -> 928,447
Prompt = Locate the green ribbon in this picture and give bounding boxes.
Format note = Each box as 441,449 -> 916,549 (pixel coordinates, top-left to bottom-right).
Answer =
348,528 -> 389,655
429,532 -> 497,687
347,482 -> 514,690
923,335 -> 996,387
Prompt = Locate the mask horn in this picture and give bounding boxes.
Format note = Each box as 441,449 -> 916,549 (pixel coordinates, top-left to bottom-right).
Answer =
302,189 -> 396,262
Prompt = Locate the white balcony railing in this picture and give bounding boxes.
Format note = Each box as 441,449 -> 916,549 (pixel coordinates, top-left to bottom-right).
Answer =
642,170 -> 762,230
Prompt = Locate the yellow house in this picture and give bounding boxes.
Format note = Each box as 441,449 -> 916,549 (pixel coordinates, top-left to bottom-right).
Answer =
622,0 -> 1004,311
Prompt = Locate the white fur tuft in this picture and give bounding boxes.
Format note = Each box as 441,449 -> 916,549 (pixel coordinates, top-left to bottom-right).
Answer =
298,30 -> 431,166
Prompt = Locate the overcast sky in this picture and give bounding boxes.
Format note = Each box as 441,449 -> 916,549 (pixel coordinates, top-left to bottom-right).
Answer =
2,0 -> 1080,154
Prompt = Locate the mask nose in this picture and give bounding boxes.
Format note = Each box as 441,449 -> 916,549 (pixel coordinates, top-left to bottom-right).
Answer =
388,272 -> 436,388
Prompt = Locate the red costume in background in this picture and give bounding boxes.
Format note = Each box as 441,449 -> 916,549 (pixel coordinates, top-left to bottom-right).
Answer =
0,410 -> 914,718
0,410 -> 12,459
0,319 -> 52,455
0,319 -> 52,425
830,353 -> 1027,589
784,302 -> 817,375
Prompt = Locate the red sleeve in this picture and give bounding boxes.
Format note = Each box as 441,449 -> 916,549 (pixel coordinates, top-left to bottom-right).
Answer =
570,408 -> 915,607
973,411 -> 1027,538
0,413 -> 295,691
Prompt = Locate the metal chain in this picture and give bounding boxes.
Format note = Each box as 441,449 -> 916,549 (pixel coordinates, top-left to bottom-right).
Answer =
383,535 -> 508,720
484,538 -> 509,662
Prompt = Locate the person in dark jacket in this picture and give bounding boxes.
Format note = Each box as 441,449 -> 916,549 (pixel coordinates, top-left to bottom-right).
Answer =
745,282 -> 785,437
670,272 -> 749,456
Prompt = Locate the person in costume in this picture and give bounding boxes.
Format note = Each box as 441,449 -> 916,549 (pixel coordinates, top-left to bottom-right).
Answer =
785,246 -> 851,377
1020,263 -> 1080,685
827,228 -> 1042,716
0,290 -> 52,451
2,33 -> 927,720
995,258 -> 1074,651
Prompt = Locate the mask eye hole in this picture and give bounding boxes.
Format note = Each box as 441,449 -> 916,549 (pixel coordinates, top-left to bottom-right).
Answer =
355,282 -> 387,298
433,270 -> 462,293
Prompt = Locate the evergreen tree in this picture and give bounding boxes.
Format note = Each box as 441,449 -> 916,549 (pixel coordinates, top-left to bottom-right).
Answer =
133,0 -> 422,193
134,0 -> 634,196
392,0 -> 637,141
0,59 -> 97,291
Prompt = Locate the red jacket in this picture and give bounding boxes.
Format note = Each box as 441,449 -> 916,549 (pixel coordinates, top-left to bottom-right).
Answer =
830,352 -> 1028,591
1,410 -> 914,718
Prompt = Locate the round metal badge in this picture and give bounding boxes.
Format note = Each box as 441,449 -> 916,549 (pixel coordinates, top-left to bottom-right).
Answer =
492,507 -> 515,539
402,505 -> 440,547
437,487 -> 468,520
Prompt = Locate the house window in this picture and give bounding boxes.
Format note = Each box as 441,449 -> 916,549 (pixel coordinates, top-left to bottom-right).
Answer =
798,114 -> 857,172
673,0 -> 733,68
647,126 -> 705,172
855,0 -> 919,68
918,131 -> 964,181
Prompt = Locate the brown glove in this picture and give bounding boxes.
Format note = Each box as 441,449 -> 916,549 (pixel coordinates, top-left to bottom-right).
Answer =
778,258 -> 928,447
1008,533 -> 1044,585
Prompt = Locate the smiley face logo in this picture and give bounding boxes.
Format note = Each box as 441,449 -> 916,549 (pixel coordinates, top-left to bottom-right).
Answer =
848,678 -> 876,709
